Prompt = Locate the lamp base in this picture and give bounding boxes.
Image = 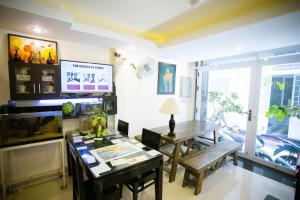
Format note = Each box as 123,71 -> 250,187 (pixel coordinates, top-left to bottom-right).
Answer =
167,132 -> 176,137
168,114 -> 176,137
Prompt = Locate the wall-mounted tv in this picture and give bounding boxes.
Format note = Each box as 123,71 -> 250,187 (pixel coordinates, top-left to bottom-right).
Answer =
60,60 -> 113,93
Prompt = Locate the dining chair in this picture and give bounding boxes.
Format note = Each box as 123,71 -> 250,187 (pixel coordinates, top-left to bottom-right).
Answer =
126,128 -> 161,200
68,143 -> 122,200
117,119 -> 129,137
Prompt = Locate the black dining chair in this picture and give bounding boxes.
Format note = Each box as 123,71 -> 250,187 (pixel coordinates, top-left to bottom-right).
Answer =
68,143 -> 122,200
117,119 -> 129,137
126,128 -> 161,200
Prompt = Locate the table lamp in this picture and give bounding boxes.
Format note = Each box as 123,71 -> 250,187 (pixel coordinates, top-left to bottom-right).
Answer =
159,98 -> 181,136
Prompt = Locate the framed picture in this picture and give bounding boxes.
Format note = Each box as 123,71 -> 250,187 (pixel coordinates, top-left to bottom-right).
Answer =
8,34 -> 58,64
157,62 -> 176,94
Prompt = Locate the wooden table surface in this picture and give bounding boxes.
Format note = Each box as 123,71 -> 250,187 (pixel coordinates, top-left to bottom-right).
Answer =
151,120 -> 220,183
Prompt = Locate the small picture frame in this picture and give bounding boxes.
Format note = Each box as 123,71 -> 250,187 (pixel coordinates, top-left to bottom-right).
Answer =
8,34 -> 58,64
157,62 -> 176,94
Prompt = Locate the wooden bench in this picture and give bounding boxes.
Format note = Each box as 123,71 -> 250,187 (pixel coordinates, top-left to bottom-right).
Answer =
179,140 -> 241,195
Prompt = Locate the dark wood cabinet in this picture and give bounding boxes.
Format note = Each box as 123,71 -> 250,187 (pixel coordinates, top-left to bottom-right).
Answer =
9,62 -> 61,100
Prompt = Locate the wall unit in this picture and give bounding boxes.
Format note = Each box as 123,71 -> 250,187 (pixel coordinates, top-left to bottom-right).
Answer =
9,62 -> 61,100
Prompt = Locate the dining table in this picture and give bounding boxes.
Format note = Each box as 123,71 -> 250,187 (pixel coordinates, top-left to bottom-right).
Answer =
150,120 -> 220,183
66,128 -> 163,199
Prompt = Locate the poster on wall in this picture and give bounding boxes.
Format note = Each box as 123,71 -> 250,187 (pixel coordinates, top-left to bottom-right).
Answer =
8,34 -> 58,64
60,60 -> 113,93
157,62 -> 176,94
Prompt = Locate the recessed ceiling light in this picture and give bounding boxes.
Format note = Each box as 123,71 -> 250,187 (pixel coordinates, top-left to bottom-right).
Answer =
235,46 -> 242,51
29,25 -> 45,34
128,45 -> 134,51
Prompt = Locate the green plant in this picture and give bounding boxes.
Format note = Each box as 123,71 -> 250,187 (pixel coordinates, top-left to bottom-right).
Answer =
208,91 -> 243,127
91,112 -> 108,137
266,104 -> 300,122
265,81 -> 300,122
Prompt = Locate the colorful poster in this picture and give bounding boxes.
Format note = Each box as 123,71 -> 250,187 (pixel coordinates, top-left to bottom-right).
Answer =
60,60 -> 113,93
8,34 -> 57,64
157,62 -> 176,94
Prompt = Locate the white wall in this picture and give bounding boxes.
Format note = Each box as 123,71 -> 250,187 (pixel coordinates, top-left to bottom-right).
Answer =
0,28 -> 194,184
115,56 -> 195,137
0,28 -> 112,183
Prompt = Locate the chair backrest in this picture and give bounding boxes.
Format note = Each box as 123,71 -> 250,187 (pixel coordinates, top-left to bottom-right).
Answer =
141,128 -> 161,150
68,144 -> 86,200
117,119 -> 129,136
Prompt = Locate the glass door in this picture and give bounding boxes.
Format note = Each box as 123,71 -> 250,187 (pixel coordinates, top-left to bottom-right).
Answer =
255,63 -> 300,171
11,62 -> 36,99
37,65 -> 60,98
197,66 -> 253,153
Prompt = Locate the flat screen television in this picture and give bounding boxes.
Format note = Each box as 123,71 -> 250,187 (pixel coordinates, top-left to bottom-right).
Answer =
60,60 -> 113,93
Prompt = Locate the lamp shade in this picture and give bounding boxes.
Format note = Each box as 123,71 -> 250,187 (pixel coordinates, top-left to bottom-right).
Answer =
159,98 -> 181,115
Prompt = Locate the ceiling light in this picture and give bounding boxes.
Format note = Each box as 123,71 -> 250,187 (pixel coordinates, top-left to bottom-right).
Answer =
29,25 -> 45,34
128,45 -> 134,51
235,46 -> 242,51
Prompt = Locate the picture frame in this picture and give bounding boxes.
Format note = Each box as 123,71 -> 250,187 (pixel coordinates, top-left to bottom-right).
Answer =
8,34 -> 58,64
157,62 -> 176,94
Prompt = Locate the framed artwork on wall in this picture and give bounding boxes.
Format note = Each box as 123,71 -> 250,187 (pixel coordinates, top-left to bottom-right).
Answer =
8,34 -> 58,64
157,62 -> 176,94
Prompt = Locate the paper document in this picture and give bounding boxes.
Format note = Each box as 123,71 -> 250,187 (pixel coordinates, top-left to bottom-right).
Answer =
90,163 -> 111,177
73,138 -> 82,143
127,155 -> 148,164
147,150 -> 161,157
129,139 -> 139,144
111,139 -> 122,144
84,140 -> 95,144
135,143 -> 145,148
82,154 -> 96,164
110,158 -> 127,166
77,146 -> 87,150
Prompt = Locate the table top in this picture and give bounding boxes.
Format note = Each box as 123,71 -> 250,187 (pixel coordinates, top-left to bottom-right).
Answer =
151,120 -> 220,144
66,128 -> 163,181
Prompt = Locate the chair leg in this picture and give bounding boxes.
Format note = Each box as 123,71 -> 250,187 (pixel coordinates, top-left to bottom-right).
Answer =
232,151 -> 238,166
194,171 -> 204,195
133,184 -> 138,200
119,183 -> 123,197
182,169 -> 190,187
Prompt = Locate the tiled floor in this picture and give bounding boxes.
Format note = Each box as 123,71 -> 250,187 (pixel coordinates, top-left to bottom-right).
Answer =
6,161 -> 295,200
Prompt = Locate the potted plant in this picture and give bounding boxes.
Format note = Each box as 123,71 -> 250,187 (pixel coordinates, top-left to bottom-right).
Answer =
91,112 -> 108,138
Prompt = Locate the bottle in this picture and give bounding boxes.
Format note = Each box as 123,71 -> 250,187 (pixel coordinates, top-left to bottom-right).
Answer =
47,52 -> 54,64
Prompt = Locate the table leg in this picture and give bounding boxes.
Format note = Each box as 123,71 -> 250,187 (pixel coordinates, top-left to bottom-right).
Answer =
169,143 -> 180,182
0,151 -> 6,200
60,140 -> 66,189
155,160 -> 163,200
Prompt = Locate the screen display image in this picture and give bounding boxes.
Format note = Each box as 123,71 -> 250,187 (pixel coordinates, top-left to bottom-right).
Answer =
60,60 -> 113,93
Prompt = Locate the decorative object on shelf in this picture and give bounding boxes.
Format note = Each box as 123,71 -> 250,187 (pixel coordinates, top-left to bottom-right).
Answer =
157,62 -> 176,95
62,102 -> 75,117
159,98 -> 181,136
92,112 -> 108,138
8,34 -> 58,64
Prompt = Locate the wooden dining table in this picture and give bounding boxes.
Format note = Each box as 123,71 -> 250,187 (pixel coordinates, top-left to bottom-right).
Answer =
66,128 -> 163,199
150,120 -> 220,183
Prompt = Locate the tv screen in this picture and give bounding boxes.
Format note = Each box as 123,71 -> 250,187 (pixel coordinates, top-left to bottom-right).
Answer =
60,60 -> 113,93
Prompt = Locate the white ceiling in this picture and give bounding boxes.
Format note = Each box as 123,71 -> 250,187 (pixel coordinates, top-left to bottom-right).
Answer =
0,0 -> 299,62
